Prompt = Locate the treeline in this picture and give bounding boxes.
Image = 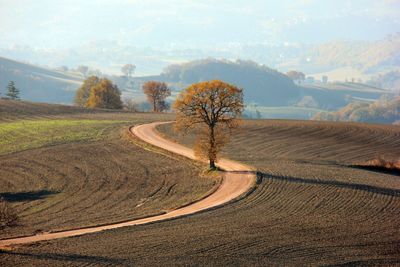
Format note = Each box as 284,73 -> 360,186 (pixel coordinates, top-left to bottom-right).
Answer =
313,96 -> 400,125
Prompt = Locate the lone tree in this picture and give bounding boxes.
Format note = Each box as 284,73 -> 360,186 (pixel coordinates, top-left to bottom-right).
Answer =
6,81 -> 20,100
86,78 -> 123,109
174,80 -> 243,169
142,81 -> 171,112
121,64 -> 136,78
74,76 -> 101,107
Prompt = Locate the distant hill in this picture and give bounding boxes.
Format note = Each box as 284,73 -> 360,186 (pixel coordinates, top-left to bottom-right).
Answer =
158,59 -> 299,106
299,82 -> 391,109
0,57 -> 82,103
313,34 -> 399,72
136,59 -> 392,108
1,34 -> 398,80
0,56 -> 393,110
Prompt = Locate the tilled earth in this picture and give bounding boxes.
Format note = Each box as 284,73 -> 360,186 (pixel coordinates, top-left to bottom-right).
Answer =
0,111 -> 216,240
1,119 -> 400,266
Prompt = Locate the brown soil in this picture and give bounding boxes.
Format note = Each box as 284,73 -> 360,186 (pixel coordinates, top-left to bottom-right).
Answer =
1,119 -> 400,266
0,133 -> 216,240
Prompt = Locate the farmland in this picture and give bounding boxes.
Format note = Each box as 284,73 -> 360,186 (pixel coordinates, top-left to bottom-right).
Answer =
0,119 -> 128,155
1,119 -> 399,265
0,102 -> 218,240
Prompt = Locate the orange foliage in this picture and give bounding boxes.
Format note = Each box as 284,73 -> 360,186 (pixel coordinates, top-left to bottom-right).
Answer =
142,81 -> 171,112
86,79 -> 123,109
74,76 -> 100,107
174,80 -> 243,169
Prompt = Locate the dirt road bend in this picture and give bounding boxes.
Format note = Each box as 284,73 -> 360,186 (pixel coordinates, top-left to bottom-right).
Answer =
0,122 -> 255,248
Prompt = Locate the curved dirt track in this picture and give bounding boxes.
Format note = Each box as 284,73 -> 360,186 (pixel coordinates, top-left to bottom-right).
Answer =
0,122 -> 255,249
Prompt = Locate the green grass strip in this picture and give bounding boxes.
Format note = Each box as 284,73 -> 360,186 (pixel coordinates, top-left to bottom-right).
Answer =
0,119 -> 128,155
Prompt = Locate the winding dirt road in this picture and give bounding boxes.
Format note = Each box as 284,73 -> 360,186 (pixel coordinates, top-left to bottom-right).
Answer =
0,122 -> 255,249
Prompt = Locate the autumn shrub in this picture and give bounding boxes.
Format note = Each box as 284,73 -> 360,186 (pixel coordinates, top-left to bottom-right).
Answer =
365,156 -> 400,171
86,79 -> 123,109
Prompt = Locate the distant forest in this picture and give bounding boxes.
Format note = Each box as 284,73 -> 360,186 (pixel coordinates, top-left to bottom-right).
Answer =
160,58 -> 299,106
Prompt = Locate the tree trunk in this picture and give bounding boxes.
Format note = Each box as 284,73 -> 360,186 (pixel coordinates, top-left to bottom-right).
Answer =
209,160 -> 216,170
209,125 -> 216,170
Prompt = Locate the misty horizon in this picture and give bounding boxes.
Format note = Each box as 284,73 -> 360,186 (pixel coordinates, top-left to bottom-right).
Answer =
0,0 -> 399,75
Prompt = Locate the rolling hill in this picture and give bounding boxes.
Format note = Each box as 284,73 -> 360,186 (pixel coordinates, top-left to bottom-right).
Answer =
0,57 -> 393,117
159,59 -> 299,106
299,82 -> 391,109
137,58 -> 392,109
0,57 -> 82,103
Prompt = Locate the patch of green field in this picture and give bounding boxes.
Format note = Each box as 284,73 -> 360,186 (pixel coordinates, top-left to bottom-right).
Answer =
0,119 -> 129,155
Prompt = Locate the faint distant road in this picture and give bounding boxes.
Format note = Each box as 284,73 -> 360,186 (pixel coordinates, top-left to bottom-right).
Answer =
0,121 -> 255,249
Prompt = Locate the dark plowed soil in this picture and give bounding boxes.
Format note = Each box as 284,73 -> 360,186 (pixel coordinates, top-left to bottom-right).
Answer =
1,119 -> 400,266
0,137 -> 216,240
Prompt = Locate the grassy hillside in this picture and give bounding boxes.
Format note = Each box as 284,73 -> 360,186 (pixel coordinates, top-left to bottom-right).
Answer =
0,101 -> 217,239
2,120 -> 399,265
0,57 -> 82,103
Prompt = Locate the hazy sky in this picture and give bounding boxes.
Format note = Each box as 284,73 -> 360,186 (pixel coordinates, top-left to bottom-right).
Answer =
0,0 -> 399,49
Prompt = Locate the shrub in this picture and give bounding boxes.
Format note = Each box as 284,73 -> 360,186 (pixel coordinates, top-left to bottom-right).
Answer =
365,156 -> 400,171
